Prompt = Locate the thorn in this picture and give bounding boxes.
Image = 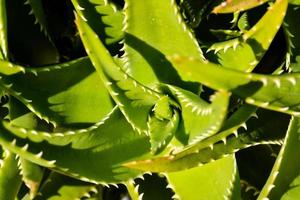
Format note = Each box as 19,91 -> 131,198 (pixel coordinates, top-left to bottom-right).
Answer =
222,138 -> 227,144
21,144 -> 29,151
35,151 -> 43,158
77,4 -> 85,11
47,160 -> 56,165
11,139 -> 17,146
251,113 -> 258,119
233,41 -> 239,50
260,78 -> 268,86
241,123 -> 247,130
233,130 -> 238,137
287,77 -> 297,86
279,107 -> 289,112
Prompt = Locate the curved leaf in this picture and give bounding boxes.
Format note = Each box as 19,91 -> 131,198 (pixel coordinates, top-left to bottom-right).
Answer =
19,158 -> 43,199
0,57 -> 114,126
124,109 -> 287,172
71,0 -> 124,45
210,0 -> 287,72
259,117 -> 300,199
76,13 -> 163,134
213,0 -> 269,13
149,108 -> 180,154
0,0 -> 7,59
179,0 -> 212,28
165,155 -> 240,200
35,172 -> 97,200
0,108 -> 151,183
169,55 -> 300,116
0,151 -> 22,200
281,175 -> 300,200
123,0 -> 203,91
167,85 -> 230,144
25,0 -> 51,39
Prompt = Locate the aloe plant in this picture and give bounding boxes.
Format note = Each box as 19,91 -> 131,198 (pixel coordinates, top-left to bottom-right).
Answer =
1,0 -> 300,199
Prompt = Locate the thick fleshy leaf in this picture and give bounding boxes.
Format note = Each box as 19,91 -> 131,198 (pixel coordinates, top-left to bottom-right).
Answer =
0,108 -> 151,183
123,0 -> 203,91
71,0 -> 124,45
19,158 -> 43,199
0,151 -> 22,200
0,0 -> 7,59
179,0 -> 212,28
167,85 -> 230,144
259,117 -> 300,199
169,55 -> 300,116
125,180 -> 141,200
124,109 -> 287,172
149,108 -> 180,154
0,60 -> 25,75
35,172 -> 97,200
210,0 -> 287,72
289,0 -> 300,5
76,13 -> 162,134
221,104 -> 257,131
281,175 -> 300,200
285,4 -> 300,63
25,0 -> 51,39
6,96 -> 45,199
0,58 -> 114,126
165,155 -> 240,200
212,0 -> 269,13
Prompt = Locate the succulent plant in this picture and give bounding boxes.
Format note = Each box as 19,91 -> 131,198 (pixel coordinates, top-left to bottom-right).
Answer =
1,0 -> 300,199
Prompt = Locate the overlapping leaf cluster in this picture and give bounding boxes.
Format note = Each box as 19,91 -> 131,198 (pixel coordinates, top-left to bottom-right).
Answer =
0,0 -> 300,199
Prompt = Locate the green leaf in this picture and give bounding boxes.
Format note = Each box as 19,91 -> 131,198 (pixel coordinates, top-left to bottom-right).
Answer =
123,0 -> 203,91
0,0 -> 8,59
237,13 -> 250,32
19,158 -> 43,199
165,155 -> 240,200
289,0 -> 300,5
259,117 -> 300,199
35,172 -> 97,200
209,0 -> 287,72
149,108 -> 180,154
281,175 -> 300,200
0,108 -> 151,183
285,4 -> 300,64
7,96 -> 39,128
212,0 -> 269,13
0,57 -> 114,126
124,109 -> 287,172
169,55 -> 300,116
125,180 -> 141,200
71,0 -> 124,45
0,151 -> 22,200
0,60 -> 25,75
25,0 -> 51,39
167,85 -> 230,144
210,29 -> 241,41
179,0 -> 212,28
76,13 -> 162,134
153,96 -> 173,120
221,104 -> 257,131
